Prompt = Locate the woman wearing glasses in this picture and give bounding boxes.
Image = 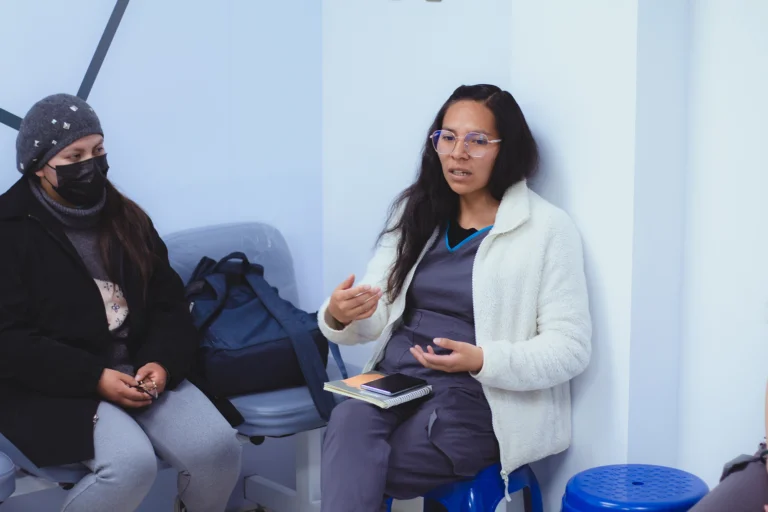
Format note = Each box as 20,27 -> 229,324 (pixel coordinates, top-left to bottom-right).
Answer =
318,84 -> 592,511
0,94 -> 241,512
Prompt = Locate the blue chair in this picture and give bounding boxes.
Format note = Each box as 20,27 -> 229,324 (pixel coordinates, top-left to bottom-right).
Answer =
386,463 -> 543,512
164,222 -> 351,512
0,434 -> 90,489
0,452 -> 15,504
561,464 -> 709,512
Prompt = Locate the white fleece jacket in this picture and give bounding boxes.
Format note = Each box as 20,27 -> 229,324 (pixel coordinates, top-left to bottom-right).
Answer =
318,180 -> 592,488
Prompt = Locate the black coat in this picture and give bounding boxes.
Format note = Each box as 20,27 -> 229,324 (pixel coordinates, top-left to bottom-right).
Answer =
0,177 -> 200,467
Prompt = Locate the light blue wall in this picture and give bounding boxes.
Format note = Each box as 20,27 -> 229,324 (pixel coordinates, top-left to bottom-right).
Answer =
1,0 -> 324,310
0,0 -> 115,189
89,0 -> 324,311
4,1 -> 768,511
322,0 -> 515,368
627,0 -> 690,467
1,1 -> 321,511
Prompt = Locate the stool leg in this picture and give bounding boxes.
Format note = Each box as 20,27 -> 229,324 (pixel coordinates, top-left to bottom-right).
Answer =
523,484 -> 544,512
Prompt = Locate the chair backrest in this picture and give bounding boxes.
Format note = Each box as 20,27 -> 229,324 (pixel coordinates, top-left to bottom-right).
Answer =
163,222 -> 300,307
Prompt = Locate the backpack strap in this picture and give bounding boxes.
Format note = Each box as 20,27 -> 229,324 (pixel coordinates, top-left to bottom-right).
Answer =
328,342 -> 348,380
190,274 -> 229,331
212,252 -> 252,274
186,256 -> 218,288
244,273 -> 337,421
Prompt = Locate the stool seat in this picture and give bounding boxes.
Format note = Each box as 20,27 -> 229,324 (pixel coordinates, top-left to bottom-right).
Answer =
0,451 -> 16,502
562,464 -> 709,512
387,463 -> 543,512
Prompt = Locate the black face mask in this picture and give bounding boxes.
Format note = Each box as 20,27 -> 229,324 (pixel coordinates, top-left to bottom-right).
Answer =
46,154 -> 109,208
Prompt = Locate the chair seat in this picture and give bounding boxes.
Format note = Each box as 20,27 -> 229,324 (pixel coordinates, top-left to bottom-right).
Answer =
230,360 -> 355,438
230,386 -> 331,438
0,451 -> 15,502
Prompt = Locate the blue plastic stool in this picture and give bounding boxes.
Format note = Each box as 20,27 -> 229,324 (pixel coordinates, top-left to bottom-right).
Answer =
0,451 -> 15,503
562,464 -> 709,512
386,463 -> 543,512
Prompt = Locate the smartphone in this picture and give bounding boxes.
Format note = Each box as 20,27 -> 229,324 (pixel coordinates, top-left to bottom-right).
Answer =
361,373 -> 427,396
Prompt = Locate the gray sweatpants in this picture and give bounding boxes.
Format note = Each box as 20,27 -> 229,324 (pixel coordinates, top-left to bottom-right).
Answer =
689,458 -> 768,512
61,380 -> 242,512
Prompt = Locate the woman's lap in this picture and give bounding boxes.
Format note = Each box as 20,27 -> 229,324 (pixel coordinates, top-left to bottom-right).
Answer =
325,387 -> 499,500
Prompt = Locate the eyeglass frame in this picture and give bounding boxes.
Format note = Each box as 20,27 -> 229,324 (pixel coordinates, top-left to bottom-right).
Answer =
429,129 -> 502,158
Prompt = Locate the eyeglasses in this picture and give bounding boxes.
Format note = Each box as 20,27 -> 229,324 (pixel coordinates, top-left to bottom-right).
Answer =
430,129 -> 501,158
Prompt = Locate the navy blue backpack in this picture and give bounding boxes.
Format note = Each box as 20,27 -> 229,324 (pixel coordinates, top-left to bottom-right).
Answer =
185,252 -> 346,421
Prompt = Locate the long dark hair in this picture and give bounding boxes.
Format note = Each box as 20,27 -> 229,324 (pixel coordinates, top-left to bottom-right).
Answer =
99,181 -> 155,297
380,84 -> 539,301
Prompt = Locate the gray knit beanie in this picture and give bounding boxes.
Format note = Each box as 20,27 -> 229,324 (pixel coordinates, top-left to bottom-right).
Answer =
16,94 -> 103,174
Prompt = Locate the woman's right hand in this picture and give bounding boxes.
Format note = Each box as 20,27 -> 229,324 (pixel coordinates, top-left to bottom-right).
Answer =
326,274 -> 382,327
97,369 -> 153,408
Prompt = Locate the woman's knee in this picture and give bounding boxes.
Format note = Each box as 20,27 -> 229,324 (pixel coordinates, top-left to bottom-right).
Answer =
96,442 -> 158,495
183,424 -> 241,474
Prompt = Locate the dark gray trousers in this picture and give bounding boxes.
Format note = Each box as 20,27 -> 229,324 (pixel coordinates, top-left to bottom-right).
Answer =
320,386 -> 499,512
690,457 -> 768,512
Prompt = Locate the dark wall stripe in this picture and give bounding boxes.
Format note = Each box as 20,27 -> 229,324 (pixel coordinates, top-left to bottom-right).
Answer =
0,109 -> 22,131
0,0 -> 130,131
77,0 -> 130,100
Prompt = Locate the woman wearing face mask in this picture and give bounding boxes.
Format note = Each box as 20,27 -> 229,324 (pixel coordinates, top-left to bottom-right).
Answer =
318,84 -> 592,511
0,94 -> 242,512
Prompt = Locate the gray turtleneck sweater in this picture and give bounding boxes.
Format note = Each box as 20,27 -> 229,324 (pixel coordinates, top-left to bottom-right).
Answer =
29,180 -> 134,375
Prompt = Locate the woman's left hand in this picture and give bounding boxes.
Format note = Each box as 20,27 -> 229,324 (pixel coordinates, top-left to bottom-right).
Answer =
410,338 -> 484,373
135,362 -> 168,396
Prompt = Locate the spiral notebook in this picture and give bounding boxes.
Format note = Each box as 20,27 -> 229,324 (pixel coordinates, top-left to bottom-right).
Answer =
324,372 -> 433,409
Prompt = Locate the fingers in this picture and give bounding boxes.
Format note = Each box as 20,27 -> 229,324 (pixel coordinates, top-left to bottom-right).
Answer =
338,284 -> 380,302
330,284 -> 382,324
355,301 -> 379,320
335,274 -> 355,291
143,372 -> 165,394
347,290 -> 382,317
134,363 -> 152,383
410,345 -> 431,368
115,371 -> 139,387
410,345 -> 458,372
121,384 -> 153,403
433,338 -> 461,351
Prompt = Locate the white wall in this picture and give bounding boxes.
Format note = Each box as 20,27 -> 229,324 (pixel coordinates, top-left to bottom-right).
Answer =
1,0 -> 325,310
678,0 -> 768,486
4,0 -> 768,510
506,1 -> 639,508
90,0 -> 325,310
1,1 -> 323,510
322,1 -> 642,510
322,0 -> 514,367
0,0 -> 115,190
627,0 -> 690,467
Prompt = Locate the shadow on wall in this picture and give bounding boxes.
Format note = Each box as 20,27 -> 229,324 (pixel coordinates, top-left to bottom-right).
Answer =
527,135 -> 616,509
